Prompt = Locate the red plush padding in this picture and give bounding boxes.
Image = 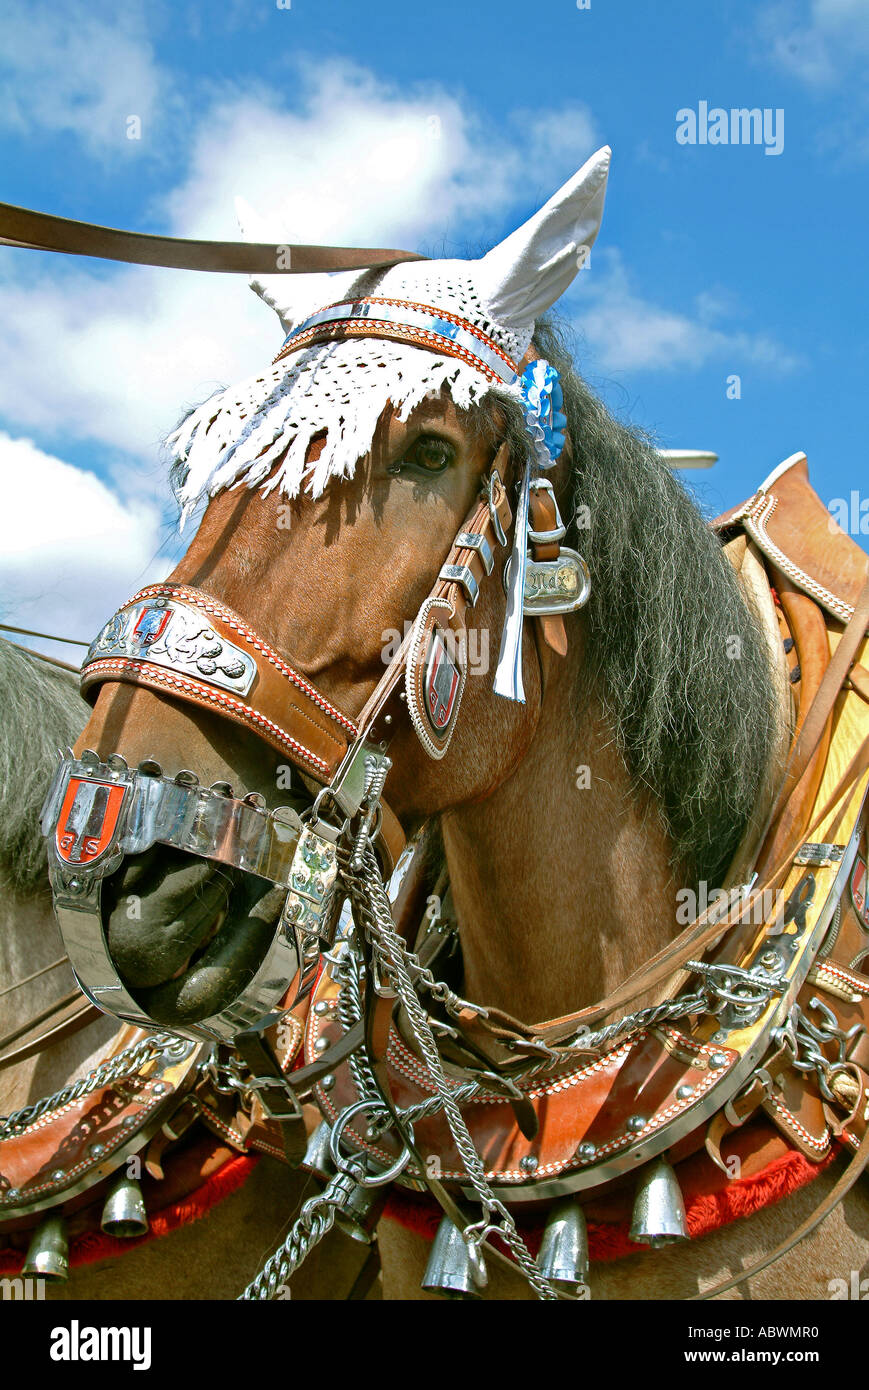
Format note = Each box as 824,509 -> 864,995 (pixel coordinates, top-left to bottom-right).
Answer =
0,1152 -> 259,1273
381,1144 -> 839,1261
0,1137 -> 838,1276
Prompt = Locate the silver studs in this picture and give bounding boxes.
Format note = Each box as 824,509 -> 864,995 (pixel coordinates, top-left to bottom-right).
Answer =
89,1142 -> 106,1158
576,1141 -> 596,1163
51,1169 -> 65,1183
519,1155 -> 538,1173
626,1115 -> 646,1133
676,1084 -> 695,1101
152,1081 -> 166,1095
314,1037 -> 329,1053
4,1188 -> 20,1202
321,1074 -> 335,1091
314,1001 -> 329,1015
709,1052 -> 728,1069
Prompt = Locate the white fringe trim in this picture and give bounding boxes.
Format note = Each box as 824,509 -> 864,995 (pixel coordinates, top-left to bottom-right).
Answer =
168,338 -> 518,528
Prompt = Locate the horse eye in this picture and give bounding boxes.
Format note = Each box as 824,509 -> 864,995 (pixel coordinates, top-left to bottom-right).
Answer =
393,435 -> 455,476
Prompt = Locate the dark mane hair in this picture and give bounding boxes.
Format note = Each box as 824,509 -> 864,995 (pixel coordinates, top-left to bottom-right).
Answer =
483,314 -> 780,888
0,640 -> 89,896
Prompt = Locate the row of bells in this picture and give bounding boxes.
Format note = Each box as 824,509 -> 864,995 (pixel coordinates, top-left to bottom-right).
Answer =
422,1157 -> 690,1298
20,1172 -> 148,1282
17,1129 -> 689,1291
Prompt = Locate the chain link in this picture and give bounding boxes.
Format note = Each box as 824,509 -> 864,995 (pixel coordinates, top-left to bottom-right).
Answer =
0,1032 -> 181,1140
340,841 -> 558,1300
239,1179 -> 341,1300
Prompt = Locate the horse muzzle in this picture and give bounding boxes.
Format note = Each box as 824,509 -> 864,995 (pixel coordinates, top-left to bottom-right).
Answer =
39,748 -> 363,1042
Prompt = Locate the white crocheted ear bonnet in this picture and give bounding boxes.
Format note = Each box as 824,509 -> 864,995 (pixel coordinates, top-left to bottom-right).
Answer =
168,146 -> 611,525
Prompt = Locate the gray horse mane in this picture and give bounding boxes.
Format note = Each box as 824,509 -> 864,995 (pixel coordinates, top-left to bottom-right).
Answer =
0,641 -> 89,896
527,316 -> 778,888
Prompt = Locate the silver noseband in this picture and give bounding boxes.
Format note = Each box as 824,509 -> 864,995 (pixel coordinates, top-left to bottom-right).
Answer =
40,751 -> 344,1043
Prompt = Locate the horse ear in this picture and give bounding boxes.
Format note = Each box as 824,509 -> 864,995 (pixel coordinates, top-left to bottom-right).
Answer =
474,145 -> 611,334
233,195 -> 362,335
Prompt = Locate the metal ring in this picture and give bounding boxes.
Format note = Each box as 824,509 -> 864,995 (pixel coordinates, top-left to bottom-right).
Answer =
328,1098 -> 415,1187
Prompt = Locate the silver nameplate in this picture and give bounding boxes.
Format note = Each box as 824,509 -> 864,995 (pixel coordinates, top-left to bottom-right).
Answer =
85,598 -> 257,697
503,547 -> 592,617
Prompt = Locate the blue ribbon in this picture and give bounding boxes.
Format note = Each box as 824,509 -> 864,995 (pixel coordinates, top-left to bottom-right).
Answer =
519,361 -> 566,467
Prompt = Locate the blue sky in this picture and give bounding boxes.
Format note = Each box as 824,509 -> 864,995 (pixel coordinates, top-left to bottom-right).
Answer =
1,0 -> 867,658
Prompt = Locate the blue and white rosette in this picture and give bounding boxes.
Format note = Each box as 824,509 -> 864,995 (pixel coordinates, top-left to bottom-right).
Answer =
494,361 -> 567,703
519,360 -> 566,469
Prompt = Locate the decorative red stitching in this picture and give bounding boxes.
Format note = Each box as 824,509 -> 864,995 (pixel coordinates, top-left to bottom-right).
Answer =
82,658 -> 332,776
112,584 -> 358,736
277,296 -> 518,374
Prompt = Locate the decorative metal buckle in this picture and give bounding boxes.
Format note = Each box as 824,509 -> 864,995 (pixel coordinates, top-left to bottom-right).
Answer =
503,547 -> 592,616
527,478 -> 567,545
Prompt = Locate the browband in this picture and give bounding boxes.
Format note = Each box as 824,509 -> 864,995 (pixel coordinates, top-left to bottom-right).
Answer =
274,297 -> 520,385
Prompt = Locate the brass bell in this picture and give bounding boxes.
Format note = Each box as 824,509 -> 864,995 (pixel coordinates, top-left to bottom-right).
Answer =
302,1121 -> 335,1180
629,1157 -> 689,1248
537,1197 -> 589,1292
22,1214 -> 69,1281
421,1215 -> 487,1299
100,1171 -> 149,1237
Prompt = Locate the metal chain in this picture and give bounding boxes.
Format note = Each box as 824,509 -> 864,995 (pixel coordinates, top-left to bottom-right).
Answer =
508,959 -> 784,1077
513,991 -> 711,1076
0,1032 -> 179,1140
239,1180 -> 340,1300
341,842 -> 558,1300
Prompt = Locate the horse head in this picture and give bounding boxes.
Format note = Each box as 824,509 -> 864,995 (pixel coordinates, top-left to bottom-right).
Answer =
57,148 -> 619,1030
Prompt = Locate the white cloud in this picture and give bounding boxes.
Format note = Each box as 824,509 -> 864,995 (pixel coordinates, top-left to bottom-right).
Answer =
568,251 -> 801,374
159,60 -> 540,247
0,1 -> 165,156
757,0 -> 869,86
0,434 -> 168,662
0,65 -> 603,464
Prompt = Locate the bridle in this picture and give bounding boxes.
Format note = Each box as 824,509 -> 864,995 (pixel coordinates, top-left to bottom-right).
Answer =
39,288 -> 589,1045
40,438 -> 519,1040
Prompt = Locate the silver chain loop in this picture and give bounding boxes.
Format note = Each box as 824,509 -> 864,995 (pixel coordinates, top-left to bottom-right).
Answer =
0,1032 -> 182,1140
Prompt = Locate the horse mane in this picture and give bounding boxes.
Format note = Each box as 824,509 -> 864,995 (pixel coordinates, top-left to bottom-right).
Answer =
0,640 -> 89,896
530,315 -> 780,888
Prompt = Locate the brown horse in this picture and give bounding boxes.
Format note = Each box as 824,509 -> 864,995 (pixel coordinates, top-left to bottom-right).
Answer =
23,148 -> 869,1297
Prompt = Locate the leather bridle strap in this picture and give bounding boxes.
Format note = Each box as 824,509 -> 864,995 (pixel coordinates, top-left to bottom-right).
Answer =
0,201 -> 426,275
0,992 -> 102,1072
